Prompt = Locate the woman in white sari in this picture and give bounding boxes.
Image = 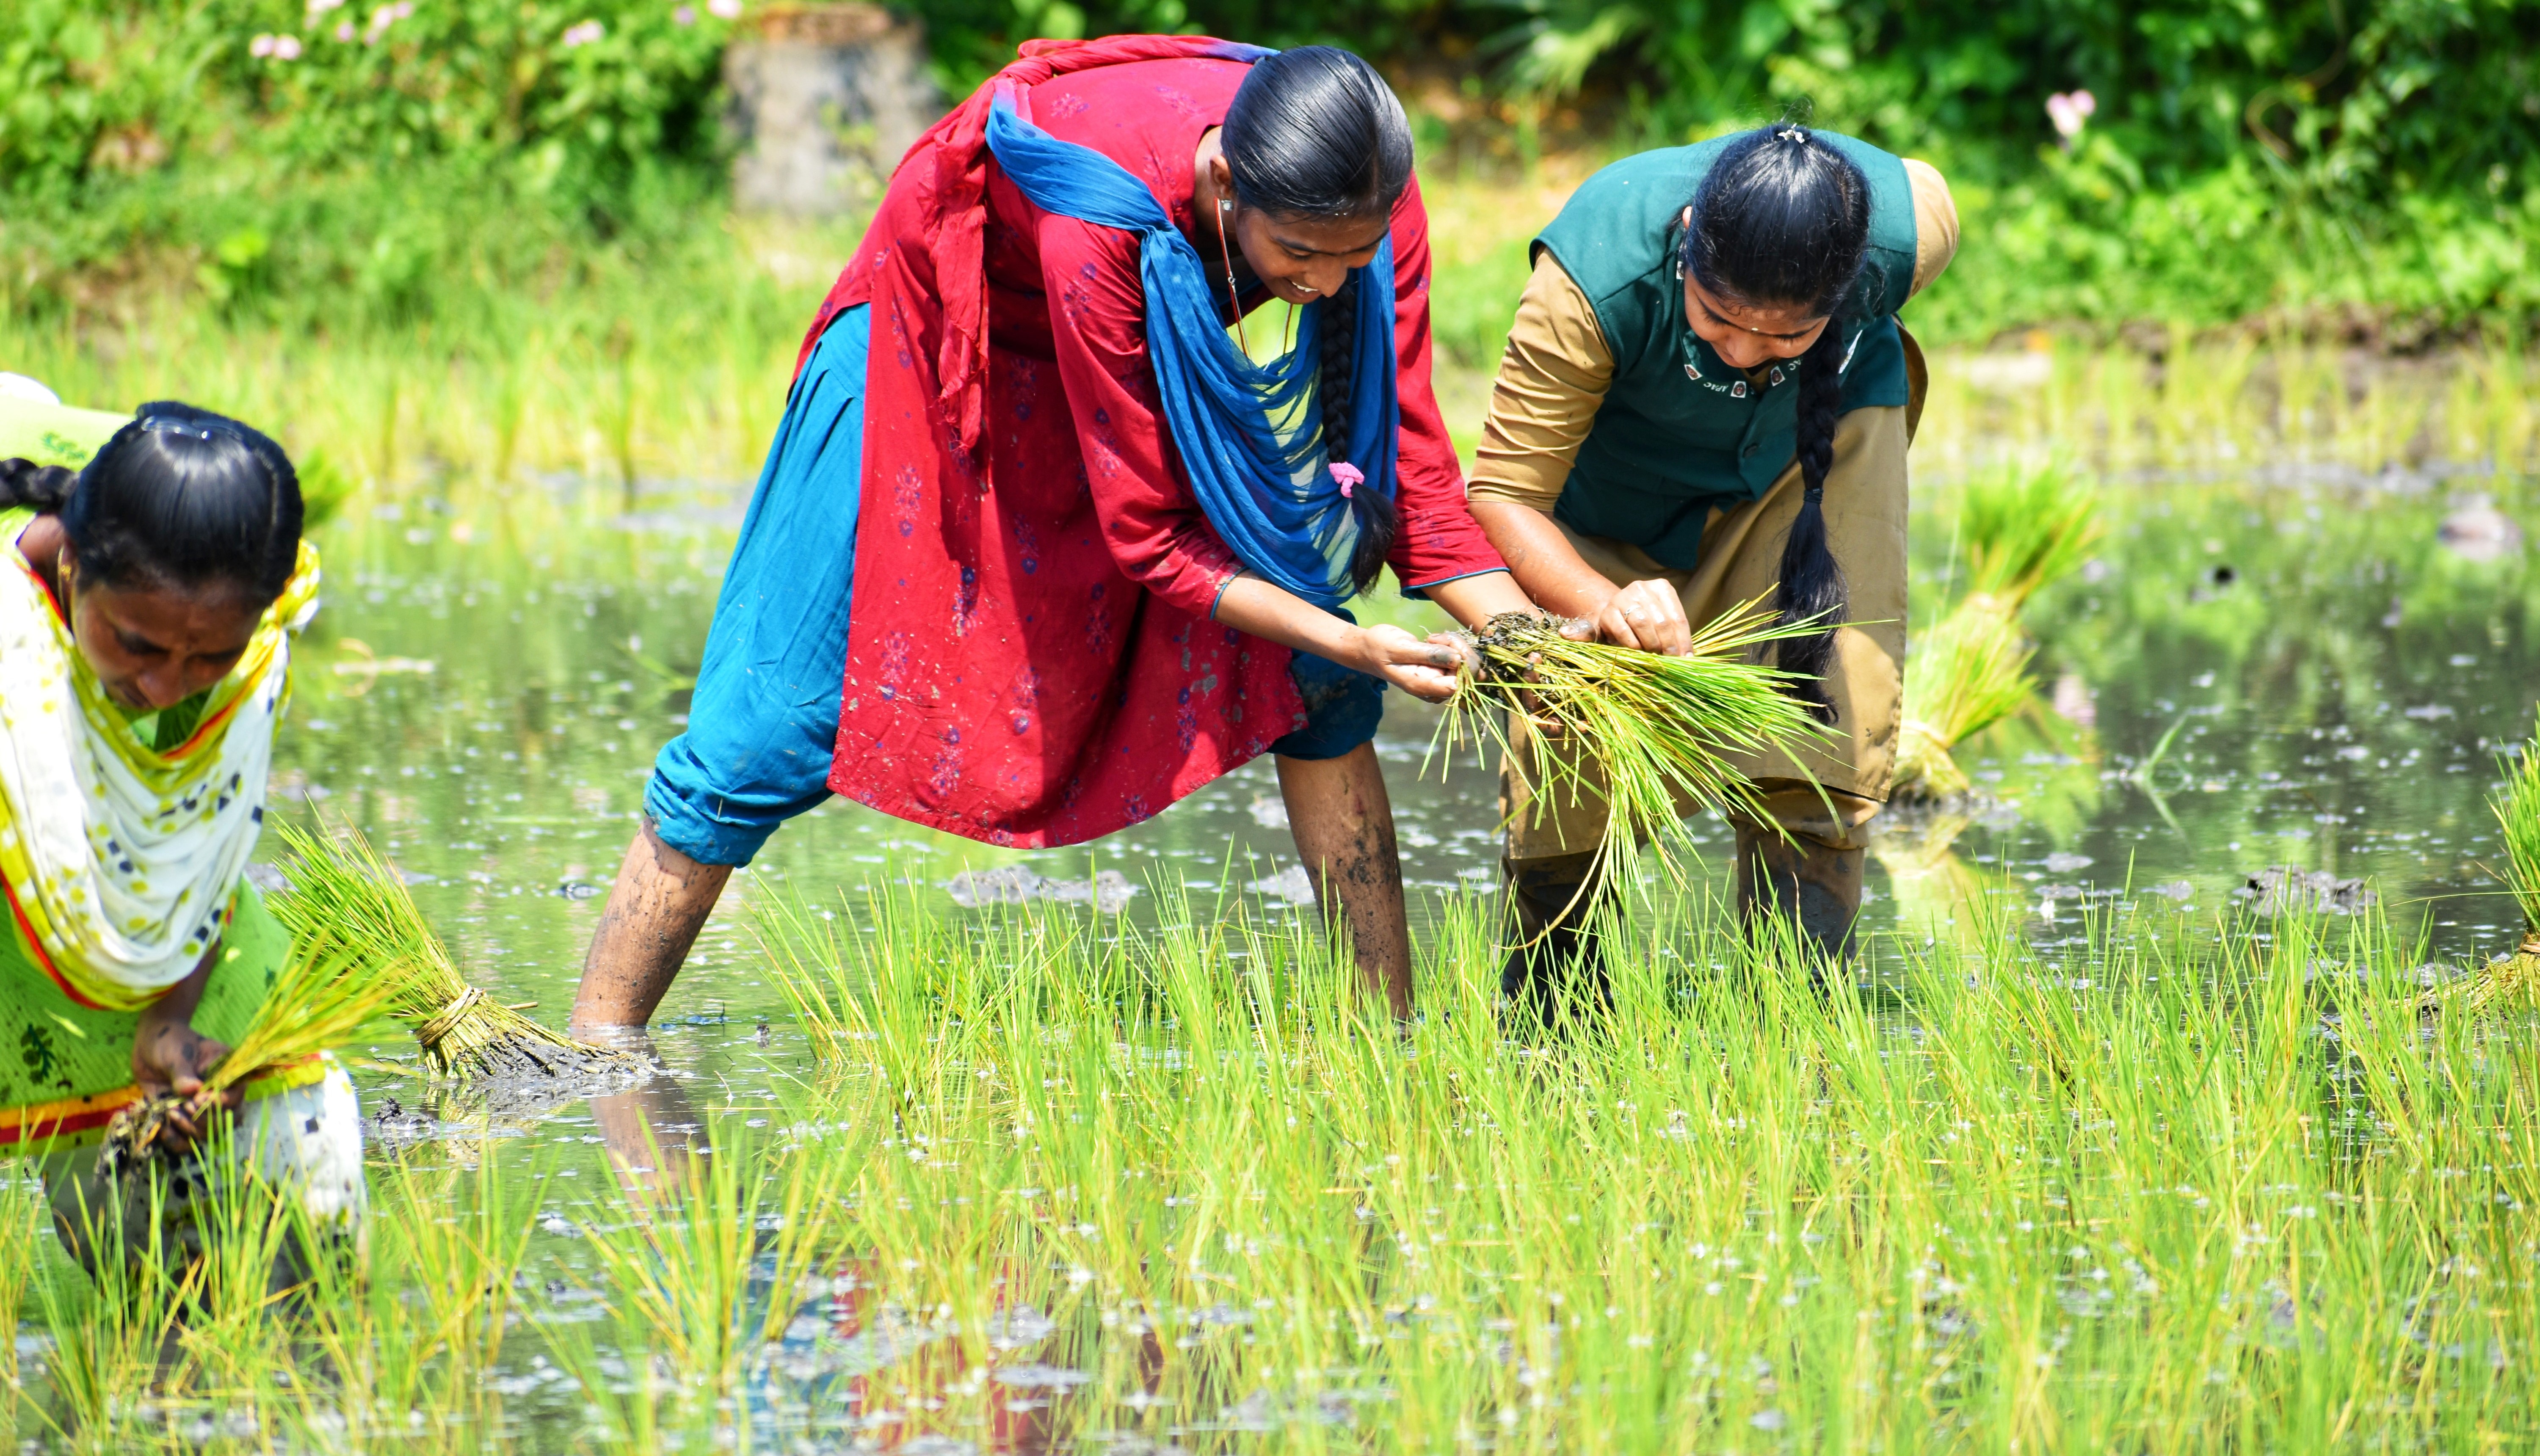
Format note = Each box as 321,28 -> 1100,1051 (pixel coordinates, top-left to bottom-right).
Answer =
0,400 -> 360,1279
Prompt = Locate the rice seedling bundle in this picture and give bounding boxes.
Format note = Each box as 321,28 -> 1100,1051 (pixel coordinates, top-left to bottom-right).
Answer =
1431,606 -> 1829,897
266,820 -> 633,1081
1893,461 -> 2101,800
2419,711 -> 2540,1012
97,937 -> 395,1174
1958,459 -> 2103,611
1893,603 -> 2034,798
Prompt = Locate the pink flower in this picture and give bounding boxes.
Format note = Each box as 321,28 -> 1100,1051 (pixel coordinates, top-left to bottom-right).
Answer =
306,0 -> 343,13
274,34 -> 301,58
250,33 -> 276,56
2046,89 -> 2098,141
562,19 -> 605,46
708,0 -> 743,18
674,4 -> 696,22
335,19 -> 354,40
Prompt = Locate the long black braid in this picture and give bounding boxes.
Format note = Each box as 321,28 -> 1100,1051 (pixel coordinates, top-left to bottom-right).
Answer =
1683,123 -> 1875,724
1316,274 -> 1400,593
0,458 -> 77,512
1222,45 -> 1413,596
1772,320 -> 1853,721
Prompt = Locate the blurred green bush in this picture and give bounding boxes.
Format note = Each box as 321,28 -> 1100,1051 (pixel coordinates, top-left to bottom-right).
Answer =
0,0 -> 2533,336
2,0 -> 731,204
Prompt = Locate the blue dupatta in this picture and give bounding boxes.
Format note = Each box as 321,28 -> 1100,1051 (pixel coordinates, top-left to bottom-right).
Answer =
983,86 -> 1400,610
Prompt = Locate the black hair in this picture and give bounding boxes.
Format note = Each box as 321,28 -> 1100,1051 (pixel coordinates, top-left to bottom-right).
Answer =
1682,123 -> 1875,724
2,401 -> 303,605
1223,46 -> 1413,594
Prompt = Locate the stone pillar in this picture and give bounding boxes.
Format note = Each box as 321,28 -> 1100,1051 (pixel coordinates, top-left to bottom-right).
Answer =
724,4 -> 941,217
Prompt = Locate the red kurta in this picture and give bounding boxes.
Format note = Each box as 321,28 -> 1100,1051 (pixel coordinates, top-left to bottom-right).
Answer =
808,38 -> 1504,847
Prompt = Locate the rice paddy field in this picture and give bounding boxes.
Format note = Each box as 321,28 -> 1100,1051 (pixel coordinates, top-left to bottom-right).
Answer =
5,179 -> 2540,1450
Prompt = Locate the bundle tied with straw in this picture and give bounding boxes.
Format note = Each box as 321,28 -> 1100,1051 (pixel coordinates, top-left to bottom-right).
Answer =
1894,461 -> 2102,800
266,820 -> 633,1080
2418,711 -> 2540,1012
98,934 -> 397,1174
1430,604 -> 1832,899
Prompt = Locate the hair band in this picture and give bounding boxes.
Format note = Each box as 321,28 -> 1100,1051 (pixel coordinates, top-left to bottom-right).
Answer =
136,415 -> 246,445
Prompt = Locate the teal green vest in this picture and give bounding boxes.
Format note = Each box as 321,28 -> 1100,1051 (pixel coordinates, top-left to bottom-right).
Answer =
1535,133 -> 1918,568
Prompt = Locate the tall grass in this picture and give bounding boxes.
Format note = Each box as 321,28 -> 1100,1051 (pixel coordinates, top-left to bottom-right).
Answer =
8,881 -> 2534,1448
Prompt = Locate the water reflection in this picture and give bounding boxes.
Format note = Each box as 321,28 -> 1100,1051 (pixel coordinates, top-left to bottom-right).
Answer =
279,459 -> 2536,1032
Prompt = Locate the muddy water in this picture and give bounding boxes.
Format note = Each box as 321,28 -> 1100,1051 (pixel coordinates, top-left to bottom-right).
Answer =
295,463 -> 2538,1020
112,444 -> 2521,1445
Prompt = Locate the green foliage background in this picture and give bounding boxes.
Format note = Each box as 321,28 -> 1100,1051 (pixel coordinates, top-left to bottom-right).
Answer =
2,0 -> 2535,339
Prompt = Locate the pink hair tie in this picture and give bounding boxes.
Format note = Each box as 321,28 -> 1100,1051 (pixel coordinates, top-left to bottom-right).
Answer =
1330,462 -> 1363,499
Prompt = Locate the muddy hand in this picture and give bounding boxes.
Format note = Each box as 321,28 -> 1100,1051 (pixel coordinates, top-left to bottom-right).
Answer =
1426,630 -> 1483,677
1356,623 -> 1465,702
132,1017 -> 240,1155
1594,579 -> 1691,656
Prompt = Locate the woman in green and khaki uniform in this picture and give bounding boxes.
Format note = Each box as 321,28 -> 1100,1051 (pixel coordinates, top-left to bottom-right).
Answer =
1465,122 -> 1957,1007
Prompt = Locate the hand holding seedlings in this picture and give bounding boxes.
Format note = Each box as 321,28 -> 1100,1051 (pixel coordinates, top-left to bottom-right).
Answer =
1592,577 -> 1695,656
1350,621 -> 1474,703
128,1005 -> 239,1157
1429,604 -> 1830,896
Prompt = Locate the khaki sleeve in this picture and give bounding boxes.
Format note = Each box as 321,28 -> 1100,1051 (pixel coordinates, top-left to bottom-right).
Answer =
1902,158 -> 1960,301
1466,251 -> 1615,513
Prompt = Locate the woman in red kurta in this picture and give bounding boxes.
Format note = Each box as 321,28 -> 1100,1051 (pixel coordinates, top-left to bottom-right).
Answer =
573,39 -> 1538,1027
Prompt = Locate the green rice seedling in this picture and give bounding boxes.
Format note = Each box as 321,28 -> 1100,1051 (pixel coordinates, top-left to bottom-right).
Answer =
1893,599 -> 2035,798
2418,711 -> 2540,1011
1959,458 -> 2103,610
25,1175 -> 192,1446
1431,604 -> 1829,908
566,1119 -> 839,1423
0,1176 -> 47,1423
740,874 -> 2540,1453
1893,461 -> 2101,799
267,818 -> 632,1080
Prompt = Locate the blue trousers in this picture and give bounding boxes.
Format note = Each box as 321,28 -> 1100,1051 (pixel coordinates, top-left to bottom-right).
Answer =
644,305 -> 1383,869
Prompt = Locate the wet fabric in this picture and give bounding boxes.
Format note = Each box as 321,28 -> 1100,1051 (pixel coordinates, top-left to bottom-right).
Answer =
645,307 -> 872,869
643,302 -> 1380,866
793,40 -> 1500,848
39,1056 -> 365,1284
0,508 -> 320,1010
